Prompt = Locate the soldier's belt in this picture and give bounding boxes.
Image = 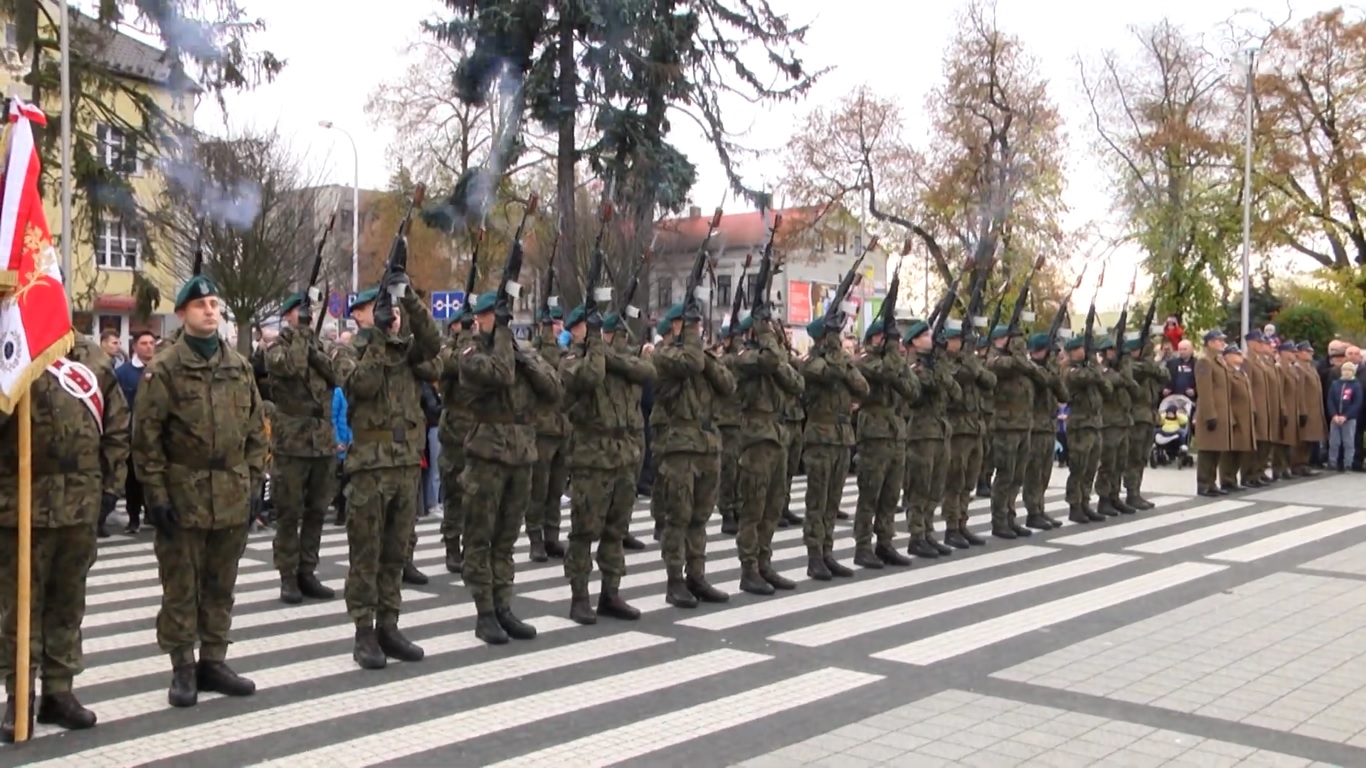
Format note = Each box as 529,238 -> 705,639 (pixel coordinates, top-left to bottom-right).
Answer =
355,428 -> 412,443
173,455 -> 239,471
277,404 -> 328,419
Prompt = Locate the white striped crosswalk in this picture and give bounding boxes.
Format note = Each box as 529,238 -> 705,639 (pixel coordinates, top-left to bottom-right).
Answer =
6,474 -> 1363,766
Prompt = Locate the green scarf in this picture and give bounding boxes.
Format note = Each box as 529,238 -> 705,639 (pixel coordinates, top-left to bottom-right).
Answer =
184,333 -> 220,360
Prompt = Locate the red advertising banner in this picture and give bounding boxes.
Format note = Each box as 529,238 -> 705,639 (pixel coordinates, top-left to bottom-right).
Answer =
788,280 -> 812,324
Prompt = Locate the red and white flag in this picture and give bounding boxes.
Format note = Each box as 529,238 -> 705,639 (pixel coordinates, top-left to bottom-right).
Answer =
0,98 -> 74,415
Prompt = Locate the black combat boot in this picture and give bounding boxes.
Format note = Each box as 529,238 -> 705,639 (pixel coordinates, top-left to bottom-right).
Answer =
1125,491 -> 1155,510
760,566 -> 797,590
875,543 -> 913,567
167,663 -> 197,708
944,526 -> 971,549
353,625 -> 387,669
1,694 -> 33,742
909,536 -> 940,559
836,510 -> 851,520
569,582 -> 597,625
807,552 -> 832,581
1008,512 -> 1032,537
402,561 -> 429,585
1043,511 -> 1064,528
927,533 -> 953,555
782,507 -> 803,526
665,572 -> 698,608
297,572 -> 335,600
445,541 -> 464,574
597,583 -> 642,620
853,546 -> 884,569
686,573 -> 730,602
976,482 -> 992,498
475,611 -> 509,645
527,530 -> 548,562
721,511 -> 738,536
1095,498 -> 1119,517
1067,504 -> 1091,524
543,532 -> 565,558
279,573 -> 303,605
36,691 -> 96,731
739,566 -> 774,595
652,521 -> 664,541
1024,507 -> 1054,530
1084,503 -> 1106,522
777,512 -> 789,528
823,553 -> 855,577
622,532 -> 647,551
495,604 -> 538,639
958,520 -> 986,546
1111,496 -> 1137,515
991,522 -> 1018,540
197,660 -> 255,697
377,624 -> 425,661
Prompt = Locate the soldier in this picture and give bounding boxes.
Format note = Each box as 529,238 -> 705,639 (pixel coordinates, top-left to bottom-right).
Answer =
852,318 -> 919,568
985,325 -> 1038,538
941,321 -> 992,548
264,291 -> 339,605
436,312 -> 478,573
902,320 -> 960,558
1222,343 -> 1256,488
527,304 -> 569,562
1293,341 -> 1326,474
800,316 -> 869,579
1275,339 -> 1306,478
603,313 -> 649,551
713,327 -> 743,536
1062,335 -> 1108,522
134,274 -> 265,707
333,282 -> 440,669
1242,330 -> 1280,485
1123,332 -> 1167,507
0,335 -> 129,739
648,315 -> 675,541
780,327 -> 805,529
975,334 -> 995,499
651,302 -> 735,607
1023,332 -> 1067,529
732,314 -> 805,594
1194,330 -> 1232,496
461,291 -> 556,644
1095,337 -> 1140,516
559,304 -> 653,624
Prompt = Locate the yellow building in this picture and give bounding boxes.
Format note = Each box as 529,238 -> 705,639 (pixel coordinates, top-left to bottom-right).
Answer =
0,8 -> 194,348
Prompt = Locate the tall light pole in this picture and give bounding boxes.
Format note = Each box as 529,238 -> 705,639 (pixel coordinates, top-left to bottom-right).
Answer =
1240,47 -> 1258,341
318,120 -> 360,294
58,0 -> 73,303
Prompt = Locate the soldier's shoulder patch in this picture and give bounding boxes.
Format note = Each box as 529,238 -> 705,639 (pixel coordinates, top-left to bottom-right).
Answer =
462,346 -> 476,356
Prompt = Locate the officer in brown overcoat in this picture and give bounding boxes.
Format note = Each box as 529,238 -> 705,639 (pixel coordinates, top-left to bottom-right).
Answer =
1243,330 -> 1281,484
1194,330 -> 1232,496
1221,344 -> 1256,489
1275,339 -> 1306,478
1295,341 -> 1327,473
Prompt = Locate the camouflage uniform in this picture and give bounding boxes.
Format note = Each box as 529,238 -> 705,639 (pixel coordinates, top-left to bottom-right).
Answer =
647,319 -> 675,539
1062,336 -> 1109,522
1022,333 -> 1068,529
713,333 -> 743,535
985,328 -> 1038,537
799,319 -> 869,579
1124,336 -> 1167,509
853,320 -> 920,568
651,306 -> 736,607
263,302 -> 338,604
942,326 -> 993,548
436,321 -> 478,572
134,275 -> 267,707
781,344 -> 806,528
0,336 -> 128,738
975,335 -> 996,497
1096,338 -> 1140,516
732,315 -> 805,595
333,286 -> 440,669
559,306 -> 654,624
904,322 -> 960,559
608,320 -> 648,551
528,317 -> 569,561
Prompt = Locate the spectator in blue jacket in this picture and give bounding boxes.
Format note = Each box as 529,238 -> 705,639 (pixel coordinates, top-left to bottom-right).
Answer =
1328,362 -> 1362,471
105,330 -> 157,536
332,385 -> 352,525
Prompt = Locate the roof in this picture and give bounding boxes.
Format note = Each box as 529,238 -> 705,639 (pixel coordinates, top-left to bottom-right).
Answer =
71,13 -> 200,92
653,205 -> 838,254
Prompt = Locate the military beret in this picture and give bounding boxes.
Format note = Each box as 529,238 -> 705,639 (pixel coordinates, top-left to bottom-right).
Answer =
664,302 -> 686,323
989,325 -> 1011,341
566,304 -> 587,328
1027,332 -> 1050,351
863,319 -> 885,343
806,318 -> 827,340
348,286 -> 379,312
1123,338 -> 1142,352
738,314 -> 754,333
1245,329 -> 1265,342
1223,343 -> 1243,355
1064,336 -> 1086,351
942,326 -> 963,340
1202,329 -> 1226,344
1296,341 -> 1312,351
1096,336 -> 1115,351
280,291 -> 305,315
976,334 -> 990,348
903,320 -> 929,344
602,312 -> 621,332
656,315 -> 672,337
471,291 -> 499,314
175,274 -> 219,311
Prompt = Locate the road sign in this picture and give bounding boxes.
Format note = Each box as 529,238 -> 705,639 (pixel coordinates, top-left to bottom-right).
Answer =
327,291 -> 344,318
430,290 -> 466,320
345,292 -> 357,318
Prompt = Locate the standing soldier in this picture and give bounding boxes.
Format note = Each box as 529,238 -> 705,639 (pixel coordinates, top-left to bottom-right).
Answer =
0,335 -> 129,739
1022,332 -> 1067,529
985,326 -> 1037,538
1062,335 -> 1108,522
527,304 -> 569,562
1294,341 -> 1326,474
559,305 -> 654,624
713,327 -> 743,535
799,317 -> 868,579
648,316 -> 676,541
780,327 -> 805,528
461,291 -> 557,643
265,292 -> 339,605
603,313 -> 649,550
1095,338 -> 1140,516
903,321 -> 959,558
651,303 -> 735,607
134,274 -> 265,707
436,312 -> 478,573
334,282 -> 440,669
975,334 -> 995,499
1275,339 -> 1305,478
1222,343 -> 1256,487
941,321 -> 992,548
1245,330 -> 1283,483
1194,330 -> 1232,495
732,314 -> 805,594
1123,332 -> 1167,507
852,319 -> 918,568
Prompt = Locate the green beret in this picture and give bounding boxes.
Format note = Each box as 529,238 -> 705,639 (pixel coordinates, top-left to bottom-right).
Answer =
471,291 -> 498,314
280,292 -> 305,315
1064,336 -> 1085,351
550,305 -> 564,320
943,326 -> 963,340
656,316 -> 672,337
976,334 -> 989,348
566,304 -> 587,327
1027,332 -> 1050,351
806,318 -> 827,339
902,320 -> 929,343
1096,336 -> 1115,351
1123,338 -> 1142,352
348,286 -> 380,312
863,319 -> 885,343
664,302 -> 685,323
738,314 -> 754,333
175,275 -> 218,311
989,325 -> 1011,341
602,312 -> 621,332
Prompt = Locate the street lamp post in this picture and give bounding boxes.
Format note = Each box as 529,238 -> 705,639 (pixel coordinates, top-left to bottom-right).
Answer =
318,120 -> 360,296
1240,48 -> 1258,342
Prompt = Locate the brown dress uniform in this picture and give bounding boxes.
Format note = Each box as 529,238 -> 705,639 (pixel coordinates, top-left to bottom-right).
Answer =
1194,350 -> 1232,493
1221,353 -> 1256,486
1276,347 -> 1306,475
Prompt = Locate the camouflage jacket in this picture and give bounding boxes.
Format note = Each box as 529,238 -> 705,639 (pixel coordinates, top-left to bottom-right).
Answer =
976,350 -> 997,426
459,325 -> 541,466
1064,360 -> 1108,431
1029,356 -> 1069,433
0,336 -> 130,527
1100,358 -> 1139,428
651,324 -> 736,456
854,344 -> 920,443
947,350 -> 996,437
906,348 -> 960,441
800,340 -> 869,447
782,348 -> 805,424
1129,357 -> 1168,425
712,346 -> 743,429
132,335 -> 267,528
532,329 -> 570,438
561,333 -> 653,470
612,332 -> 647,440
987,344 -> 1038,432
336,296 -> 441,472
732,324 -> 804,450
436,328 -> 479,450
263,325 -> 337,457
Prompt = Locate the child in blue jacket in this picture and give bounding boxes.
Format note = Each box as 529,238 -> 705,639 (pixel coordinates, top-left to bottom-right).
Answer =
1328,362 -> 1362,471
332,386 -> 352,524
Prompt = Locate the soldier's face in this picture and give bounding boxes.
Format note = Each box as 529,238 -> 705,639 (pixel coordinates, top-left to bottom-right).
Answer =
946,337 -> 962,352
1068,347 -> 1085,362
553,320 -> 564,335
177,296 -> 220,336
913,333 -> 932,352
571,322 -> 587,342
604,331 -> 616,344
1228,352 -> 1243,366
352,305 -> 374,329
284,307 -> 301,327
670,319 -> 683,337
476,310 -> 496,332
992,337 -> 1007,350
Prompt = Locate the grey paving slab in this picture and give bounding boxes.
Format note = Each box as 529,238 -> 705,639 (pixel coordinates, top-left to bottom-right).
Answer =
1299,540 -> 1366,576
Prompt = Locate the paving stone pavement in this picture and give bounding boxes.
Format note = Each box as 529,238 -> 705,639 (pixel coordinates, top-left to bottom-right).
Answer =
4,467 -> 1365,767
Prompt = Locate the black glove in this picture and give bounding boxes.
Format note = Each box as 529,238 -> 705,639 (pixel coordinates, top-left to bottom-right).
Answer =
586,308 -> 604,330
297,299 -> 312,327
1299,414 -> 1308,428
1280,415 -> 1288,428
1205,418 -> 1216,431
495,298 -> 513,327
146,505 -> 179,537
100,492 -> 117,518
373,300 -> 397,332
682,302 -> 702,324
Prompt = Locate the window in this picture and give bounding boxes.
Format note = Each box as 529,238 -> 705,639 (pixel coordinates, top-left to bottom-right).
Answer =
5,22 -> 17,50
96,216 -> 140,270
96,124 -> 141,175
338,208 -> 354,229
854,234 -> 863,254
655,277 -> 673,309
716,274 -> 731,308
743,274 -> 759,304
814,232 -> 825,252
833,230 -> 848,254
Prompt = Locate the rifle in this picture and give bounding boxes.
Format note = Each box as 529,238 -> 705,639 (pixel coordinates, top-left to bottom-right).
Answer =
298,208 -> 338,328
374,184 -> 426,331
928,257 -> 973,343
684,207 -> 724,322
583,194 -> 614,326
1005,254 -> 1047,336
821,236 -> 877,332
961,253 -> 993,349
191,216 -> 206,278
877,240 -> 910,351
748,211 -> 783,321
314,281 -> 329,334
726,251 -> 755,333
1082,262 -> 1107,362
1137,267 -> 1170,358
618,232 -> 656,333
539,262 -> 557,322
1111,267 -> 1138,361
1047,265 -> 1088,347
493,193 -> 539,327
461,225 -> 485,330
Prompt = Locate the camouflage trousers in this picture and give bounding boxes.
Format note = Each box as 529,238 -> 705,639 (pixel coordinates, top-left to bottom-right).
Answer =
989,430 -> 1030,526
462,457 -> 532,612
154,524 -> 249,665
1065,427 -> 1101,506
736,440 -> 788,571
717,426 -> 741,520
656,451 -> 720,577
854,438 -> 904,548
343,467 -> 419,627
0,525 -> 96,694
784,419 -> 804,515
1095,426 -> 1128,500
529,434 -> 568,538
1124,423 -> 1152,495
906,437 -> 948,536
1022,430 -> 1055,513
942,434 -> 983,525
802,443 -> 850,554
978,432 -> 994,489
565,466 -> 636,585
271,454 -> 334,576
439,433 -> 469,550
648,430 -> 666,528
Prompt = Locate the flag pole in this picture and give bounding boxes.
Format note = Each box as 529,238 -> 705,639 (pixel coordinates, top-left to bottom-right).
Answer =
13,392 -> 31,741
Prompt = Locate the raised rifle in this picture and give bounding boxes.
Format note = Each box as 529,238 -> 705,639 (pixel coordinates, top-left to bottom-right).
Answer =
1082,262 -> 1107,363
821,236 -> 877,332
1005,254 -> 1047,336
494,193 -> 539,327
726,251 -> 755,334
1137,265 -> 1171,357
1112,267 -> 1138,361
618,232 -> 655,337
877,240 -> 910,351
461,225 -> 485,330
374,184 -> 426,331
961,253 -> 993,348
929,257 -> 974,343
684,207 -> 724,323
539,261 -> 557,322
298,207 -> 338,328
748,212 -> 783,321
1046,265 -> 1088,348
583,195 -> 614,327
314,281 -> 329,334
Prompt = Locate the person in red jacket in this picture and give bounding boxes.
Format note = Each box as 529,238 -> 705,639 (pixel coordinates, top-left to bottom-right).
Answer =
1163,316 -> 1184,349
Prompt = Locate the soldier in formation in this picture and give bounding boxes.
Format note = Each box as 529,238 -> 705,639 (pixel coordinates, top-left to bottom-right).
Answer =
528,304 -> 568,562
852,319 -> 916,567
985,326 -> 1036,538
902,320 -> 958,556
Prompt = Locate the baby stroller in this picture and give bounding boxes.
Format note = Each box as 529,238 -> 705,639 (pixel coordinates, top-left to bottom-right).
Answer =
1151,394 -> 1194,468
